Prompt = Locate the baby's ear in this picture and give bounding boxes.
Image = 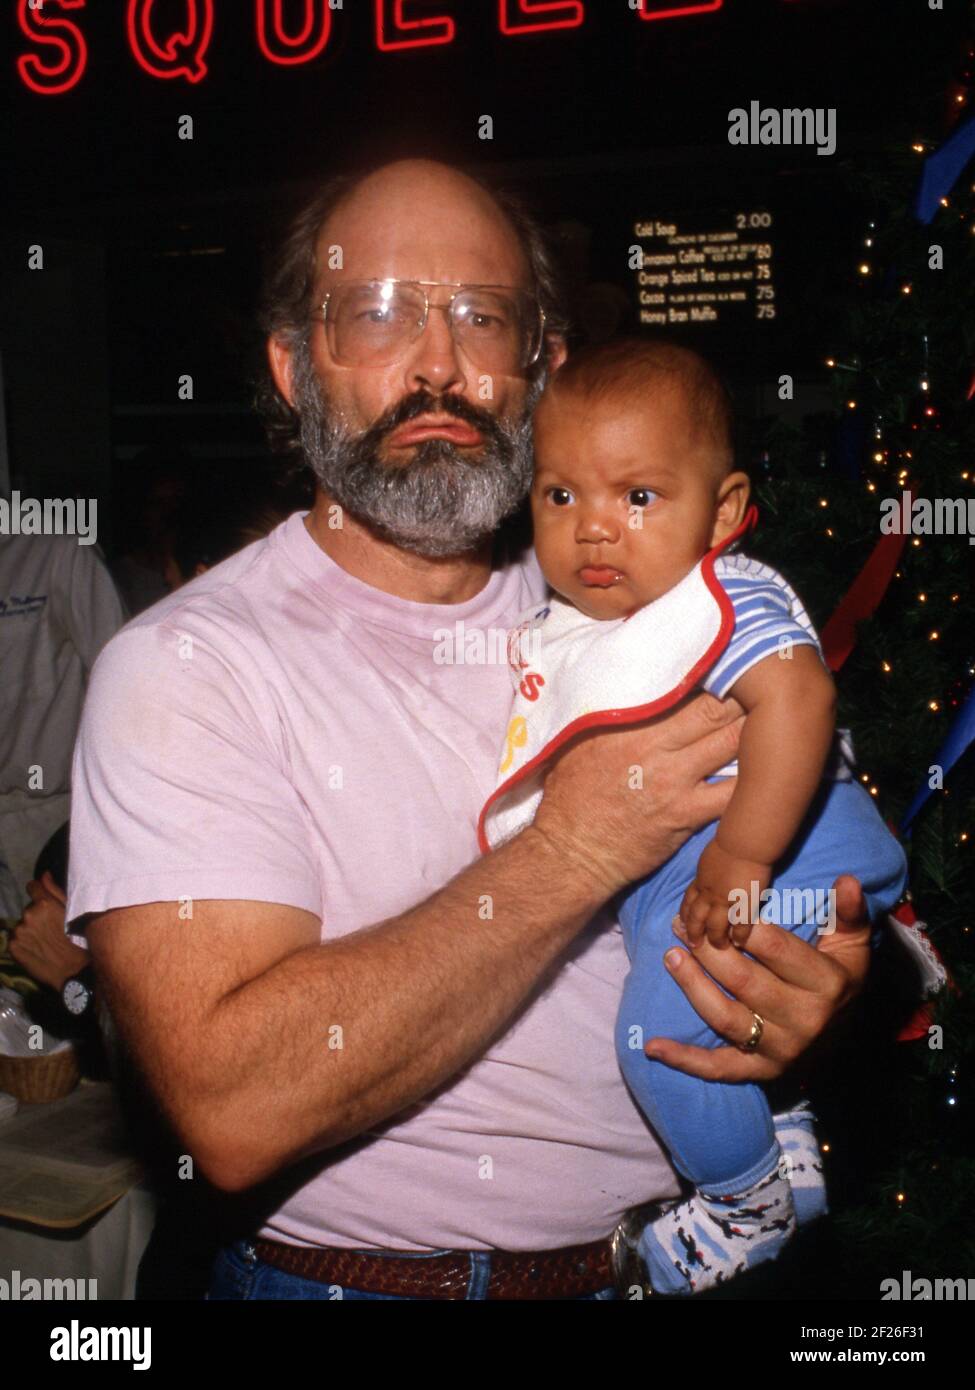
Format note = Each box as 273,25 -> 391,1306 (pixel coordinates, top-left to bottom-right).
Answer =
710,471 -> 751,546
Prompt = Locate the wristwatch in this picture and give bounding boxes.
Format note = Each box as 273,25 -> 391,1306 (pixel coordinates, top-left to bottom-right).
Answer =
62,965 -> 96,1017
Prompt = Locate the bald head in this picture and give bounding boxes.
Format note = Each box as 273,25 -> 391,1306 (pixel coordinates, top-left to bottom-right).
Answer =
313,159 -> 533,301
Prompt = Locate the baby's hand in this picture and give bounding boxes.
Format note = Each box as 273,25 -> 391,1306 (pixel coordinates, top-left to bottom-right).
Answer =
678,839 -> 773,950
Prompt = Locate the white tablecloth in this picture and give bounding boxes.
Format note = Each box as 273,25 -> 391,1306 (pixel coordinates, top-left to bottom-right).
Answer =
0,1082 -> 156,1300
0,1183 -> 156,1300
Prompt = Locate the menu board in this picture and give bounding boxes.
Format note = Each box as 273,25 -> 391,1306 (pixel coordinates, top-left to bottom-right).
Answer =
632,211 -> 777,329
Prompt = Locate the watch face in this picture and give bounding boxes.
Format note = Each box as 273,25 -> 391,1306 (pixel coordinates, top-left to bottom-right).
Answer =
64,979 -> 91,1016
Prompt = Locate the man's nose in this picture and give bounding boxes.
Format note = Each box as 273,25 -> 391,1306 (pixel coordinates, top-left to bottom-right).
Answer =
404,302 -> 468,396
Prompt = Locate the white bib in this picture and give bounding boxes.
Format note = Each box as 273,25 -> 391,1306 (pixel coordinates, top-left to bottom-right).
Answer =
478,536 -> 738,853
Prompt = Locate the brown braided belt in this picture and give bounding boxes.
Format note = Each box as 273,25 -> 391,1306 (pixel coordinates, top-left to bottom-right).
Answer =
253,1235 -> 619,1300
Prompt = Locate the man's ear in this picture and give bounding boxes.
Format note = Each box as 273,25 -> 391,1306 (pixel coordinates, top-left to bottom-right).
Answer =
710,471 -> 751,547
267,334 -> 296,408
544,332 -> 568,377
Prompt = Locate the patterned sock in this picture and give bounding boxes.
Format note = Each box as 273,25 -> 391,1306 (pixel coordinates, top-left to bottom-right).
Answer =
637,1162 -> 797,1296
773,1103 -> 828,1226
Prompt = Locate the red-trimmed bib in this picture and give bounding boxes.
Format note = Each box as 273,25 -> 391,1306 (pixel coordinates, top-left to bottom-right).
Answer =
477,508 -> 757,853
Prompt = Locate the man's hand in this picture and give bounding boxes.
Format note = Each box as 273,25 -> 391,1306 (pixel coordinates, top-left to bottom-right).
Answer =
643,874 -> 871,1081
533,692 -> 745,896
9,872 -> 89,992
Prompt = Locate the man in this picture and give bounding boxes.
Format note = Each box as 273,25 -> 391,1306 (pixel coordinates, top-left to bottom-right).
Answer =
66,160 -> 873,1300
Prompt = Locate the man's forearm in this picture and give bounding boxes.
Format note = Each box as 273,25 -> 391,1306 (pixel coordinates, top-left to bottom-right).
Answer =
191,826 -> 608,1189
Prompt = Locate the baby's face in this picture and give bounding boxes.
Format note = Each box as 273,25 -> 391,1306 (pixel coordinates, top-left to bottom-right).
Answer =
531,388 -> 727,620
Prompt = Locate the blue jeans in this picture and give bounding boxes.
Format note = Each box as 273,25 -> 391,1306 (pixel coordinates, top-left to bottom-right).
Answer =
615,778 -> 908,1193
207,1239 -> 619,1300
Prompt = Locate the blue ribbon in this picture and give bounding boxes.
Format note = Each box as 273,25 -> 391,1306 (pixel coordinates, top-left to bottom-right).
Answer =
914,113 -> 975,225
900,681 -> 975,833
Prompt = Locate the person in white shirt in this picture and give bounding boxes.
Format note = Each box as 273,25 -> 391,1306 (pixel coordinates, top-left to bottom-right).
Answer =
0,530 -> 126,921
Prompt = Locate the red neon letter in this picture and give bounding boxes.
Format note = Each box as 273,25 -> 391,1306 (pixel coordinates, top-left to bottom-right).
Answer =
126,0 -> 214,82
636,0 -> 723,20
374,0 -> 454,53
16,0 -> 88,96
256,0 -> 333,66
499,1 -> 584,36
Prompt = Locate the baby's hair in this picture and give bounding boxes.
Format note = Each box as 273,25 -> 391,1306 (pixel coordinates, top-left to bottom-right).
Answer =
543,337 -> 737,475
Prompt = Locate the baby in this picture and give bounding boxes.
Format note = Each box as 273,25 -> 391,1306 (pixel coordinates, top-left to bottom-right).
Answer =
479,338 -> 908,1296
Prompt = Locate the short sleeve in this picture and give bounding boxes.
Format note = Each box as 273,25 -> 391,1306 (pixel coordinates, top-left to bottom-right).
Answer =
702,570 -> 821,700
65,621 -> 322,935
50,540 -> 128,674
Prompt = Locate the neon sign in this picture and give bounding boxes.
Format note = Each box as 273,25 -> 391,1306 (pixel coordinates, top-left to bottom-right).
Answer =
15,0 -> 732,95
16,0 -> 88,96
257,1 -> 335,66
126,0 -> 214,84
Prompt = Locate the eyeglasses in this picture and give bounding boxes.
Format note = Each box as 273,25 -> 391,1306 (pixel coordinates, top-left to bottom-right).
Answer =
316,279 -> 545,372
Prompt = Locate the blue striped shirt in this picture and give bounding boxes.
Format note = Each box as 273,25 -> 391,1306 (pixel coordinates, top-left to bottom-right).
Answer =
700,554 -> 853,780
702,554 -> 821,699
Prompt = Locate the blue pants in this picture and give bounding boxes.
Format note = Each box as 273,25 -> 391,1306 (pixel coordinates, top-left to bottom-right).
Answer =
207,1239 -> 618,1300
614,779 -> 908,1193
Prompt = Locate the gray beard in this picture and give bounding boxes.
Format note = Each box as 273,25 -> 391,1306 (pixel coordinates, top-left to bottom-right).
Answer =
291,339 -> 544,558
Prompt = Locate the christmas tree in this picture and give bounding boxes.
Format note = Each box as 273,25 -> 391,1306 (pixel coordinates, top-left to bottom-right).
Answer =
704,93 -> 975,1297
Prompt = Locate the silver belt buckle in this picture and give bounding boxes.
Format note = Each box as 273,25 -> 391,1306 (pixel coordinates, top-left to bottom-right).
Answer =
609,1202 -> 661,1300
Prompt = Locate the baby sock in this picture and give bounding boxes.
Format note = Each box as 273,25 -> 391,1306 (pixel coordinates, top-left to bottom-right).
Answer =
637,1159 -> 797,1296
773,1103 -> 828,1226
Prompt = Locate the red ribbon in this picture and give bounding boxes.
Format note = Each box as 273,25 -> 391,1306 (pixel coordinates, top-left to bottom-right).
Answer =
820,531 -> 908,673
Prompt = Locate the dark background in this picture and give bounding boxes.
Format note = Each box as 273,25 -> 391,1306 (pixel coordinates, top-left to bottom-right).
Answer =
0,0 -> 969,546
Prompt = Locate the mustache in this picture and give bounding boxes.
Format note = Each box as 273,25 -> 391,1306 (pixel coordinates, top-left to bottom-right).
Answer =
292,350 -> 538,557
353,389 -> 510,454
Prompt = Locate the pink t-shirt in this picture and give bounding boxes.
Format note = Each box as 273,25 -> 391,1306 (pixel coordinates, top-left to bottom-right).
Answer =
66,510 -> 679,1251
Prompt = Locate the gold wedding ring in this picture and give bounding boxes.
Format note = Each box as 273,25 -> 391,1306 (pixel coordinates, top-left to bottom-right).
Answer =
736,1010 -> 765,1053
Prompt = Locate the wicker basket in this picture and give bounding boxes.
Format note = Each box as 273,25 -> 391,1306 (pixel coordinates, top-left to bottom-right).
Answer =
0,1046 -> 80,1103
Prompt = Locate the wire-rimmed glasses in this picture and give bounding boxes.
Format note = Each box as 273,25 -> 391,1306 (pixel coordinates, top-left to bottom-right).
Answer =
317,279 -> 546,372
